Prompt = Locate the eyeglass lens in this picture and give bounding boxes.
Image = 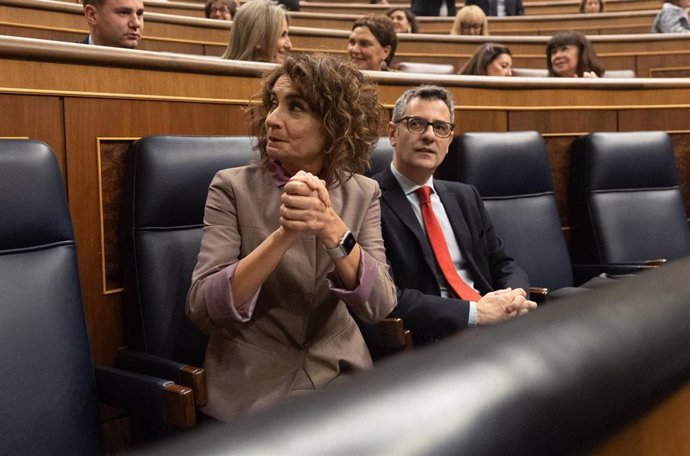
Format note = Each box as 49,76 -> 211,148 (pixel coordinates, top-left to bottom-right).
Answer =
404,117 -> 453,137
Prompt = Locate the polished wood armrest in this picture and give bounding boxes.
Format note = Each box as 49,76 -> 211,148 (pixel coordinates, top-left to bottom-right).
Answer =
377,318 -> 413,351
163,384 -> 196,428
529,287 -> 549,304
116,348 -> 207,407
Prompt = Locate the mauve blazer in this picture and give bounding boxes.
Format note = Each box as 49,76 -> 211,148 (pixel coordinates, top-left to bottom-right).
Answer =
187,164 -> 396,421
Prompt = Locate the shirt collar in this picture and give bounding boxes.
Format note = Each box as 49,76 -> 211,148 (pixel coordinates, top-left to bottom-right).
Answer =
390,162 -> 435,196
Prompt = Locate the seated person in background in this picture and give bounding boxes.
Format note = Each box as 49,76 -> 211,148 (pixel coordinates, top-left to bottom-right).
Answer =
81,0 -> 143,49
580,0 -> 605,13
222,0 -> 292,63
546,31 -> 605,78
652,0 -> 690,33
386,7 -> 419,33
365,85 -> 536,348
450,6 -> 489,36
459,43 -> 512,76
411,0 -> 457,17
348,16 -> 398,71
277,0 -> 300,12
204,0 -> 236,20
186,53 -> 397,421
465,0 -> 523,16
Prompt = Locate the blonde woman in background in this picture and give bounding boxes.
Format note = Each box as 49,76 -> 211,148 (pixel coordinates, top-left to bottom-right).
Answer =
451,5 -> 489,35
222,0 -> 292,63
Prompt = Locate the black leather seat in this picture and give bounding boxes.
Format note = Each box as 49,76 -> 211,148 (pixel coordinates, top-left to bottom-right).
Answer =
453,131 -> 575,296
0,140 -> 194,454
119,135 -> 256,408
571,131 -> 690,266
367,137 -> 394,177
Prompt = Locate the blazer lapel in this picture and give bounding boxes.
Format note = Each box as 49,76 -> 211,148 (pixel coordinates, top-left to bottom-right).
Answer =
377,168 -> 438,276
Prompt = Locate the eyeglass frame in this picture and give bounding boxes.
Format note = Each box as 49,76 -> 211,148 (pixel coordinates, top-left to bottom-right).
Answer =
394,116 -> 455,138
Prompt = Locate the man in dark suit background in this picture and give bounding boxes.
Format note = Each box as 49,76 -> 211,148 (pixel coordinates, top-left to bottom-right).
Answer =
411,0 -> 457,16
465,0 -> 524,16
80,0 -> 144,49
369,85 -> 536,347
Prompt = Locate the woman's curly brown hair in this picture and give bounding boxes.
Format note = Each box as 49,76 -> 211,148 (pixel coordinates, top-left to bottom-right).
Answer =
249,53 -> 384,187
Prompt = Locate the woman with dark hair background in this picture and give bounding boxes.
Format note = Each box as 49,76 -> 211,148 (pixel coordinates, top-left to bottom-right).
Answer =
386,7 -> 419,33
347,15 -> 398,71
459,43 -> 513,76
546,31 -> 605,78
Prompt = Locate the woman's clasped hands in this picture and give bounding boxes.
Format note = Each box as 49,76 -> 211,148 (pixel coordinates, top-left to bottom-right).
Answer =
280,171 -> 335,238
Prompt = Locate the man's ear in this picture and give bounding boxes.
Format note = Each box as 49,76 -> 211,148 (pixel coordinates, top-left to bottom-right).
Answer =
387,121 -> 397,147
84,4 -> 98,26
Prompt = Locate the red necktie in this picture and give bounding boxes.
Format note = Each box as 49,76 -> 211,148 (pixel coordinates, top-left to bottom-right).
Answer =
416,186 -> 481,301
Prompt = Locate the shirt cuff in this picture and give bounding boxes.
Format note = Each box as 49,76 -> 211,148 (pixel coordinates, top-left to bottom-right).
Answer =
203,263 -> 259,323
327,249 -> 378,306
468,301 -> 478,327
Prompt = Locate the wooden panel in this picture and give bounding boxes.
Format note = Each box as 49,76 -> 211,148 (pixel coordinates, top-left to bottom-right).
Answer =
0,93 -> 65,172
593,382 -> 690,456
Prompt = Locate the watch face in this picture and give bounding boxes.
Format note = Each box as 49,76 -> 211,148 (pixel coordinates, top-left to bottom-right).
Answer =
342,231 -> 357,255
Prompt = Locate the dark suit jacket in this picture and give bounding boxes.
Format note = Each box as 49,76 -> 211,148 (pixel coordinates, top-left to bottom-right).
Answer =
77,36 -> 90,45
411,0 -> 457,16
465,0 -> 524,16
366,166 -> 528,347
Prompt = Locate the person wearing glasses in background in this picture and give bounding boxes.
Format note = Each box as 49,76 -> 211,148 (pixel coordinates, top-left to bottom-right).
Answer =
361,85 -> 536,354
204,0 -> 236,20
450,5 -> 489,35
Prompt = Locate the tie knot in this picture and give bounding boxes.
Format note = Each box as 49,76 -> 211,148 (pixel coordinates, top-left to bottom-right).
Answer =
416,186 -> 432,204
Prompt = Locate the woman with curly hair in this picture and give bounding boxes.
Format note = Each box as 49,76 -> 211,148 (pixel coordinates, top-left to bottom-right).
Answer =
222,0 -> 292,63
187,53 -> 397,421
546,31 -> 605,78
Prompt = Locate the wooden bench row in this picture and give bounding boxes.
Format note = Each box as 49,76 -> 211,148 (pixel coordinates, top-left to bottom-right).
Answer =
3,0 -> 690,77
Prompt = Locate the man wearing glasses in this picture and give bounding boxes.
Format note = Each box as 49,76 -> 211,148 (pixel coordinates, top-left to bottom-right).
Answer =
369,85 -> 536,349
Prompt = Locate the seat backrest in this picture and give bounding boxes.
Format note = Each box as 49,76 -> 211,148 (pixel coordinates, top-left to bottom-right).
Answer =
453,131 -> 574,290
571,131 -> 690,264
0,140 -> 102,454
367,137 -> 394,177
120,136 -> 256,367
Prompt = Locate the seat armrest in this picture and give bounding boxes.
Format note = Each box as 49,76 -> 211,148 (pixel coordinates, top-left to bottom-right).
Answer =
377,318 -> 413,351
116,348 -> 208,407
572,262 -> 664,284
95,365 -> 196,429
529,287 -> 549,303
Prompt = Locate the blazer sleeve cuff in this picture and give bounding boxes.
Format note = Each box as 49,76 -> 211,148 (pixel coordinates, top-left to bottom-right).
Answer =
204,263 -> 259,323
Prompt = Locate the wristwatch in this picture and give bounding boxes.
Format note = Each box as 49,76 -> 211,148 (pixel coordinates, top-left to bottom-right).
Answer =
325,229 -> 357,259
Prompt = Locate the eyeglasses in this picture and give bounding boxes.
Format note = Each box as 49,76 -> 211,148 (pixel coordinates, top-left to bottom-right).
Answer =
396,116 -> 455,138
